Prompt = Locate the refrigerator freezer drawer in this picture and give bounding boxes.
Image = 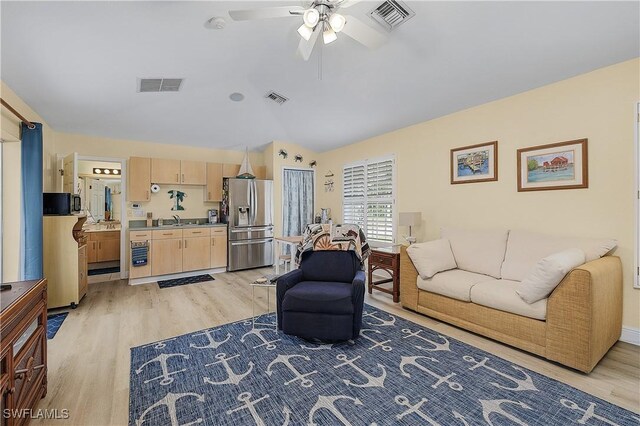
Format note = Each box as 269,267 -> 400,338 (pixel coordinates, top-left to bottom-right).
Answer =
227,238 -> 274,271
228,226 -> 274,241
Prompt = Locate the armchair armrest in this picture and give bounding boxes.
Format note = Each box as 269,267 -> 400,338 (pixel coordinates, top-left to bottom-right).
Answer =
546,256 -> 622,373
351,270 -> 366,338
400,246 -> 419,310
276,269 -> 304,329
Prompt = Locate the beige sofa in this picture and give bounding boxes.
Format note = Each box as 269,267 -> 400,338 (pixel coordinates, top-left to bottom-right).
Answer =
400,228 -> 622,373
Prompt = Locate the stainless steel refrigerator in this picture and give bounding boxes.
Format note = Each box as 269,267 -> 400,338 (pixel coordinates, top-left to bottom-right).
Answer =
222,178 -> 274,271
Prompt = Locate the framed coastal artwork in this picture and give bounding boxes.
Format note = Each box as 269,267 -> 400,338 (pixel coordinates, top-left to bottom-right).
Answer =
450,141 -> 498,184
517,138 -> 588,192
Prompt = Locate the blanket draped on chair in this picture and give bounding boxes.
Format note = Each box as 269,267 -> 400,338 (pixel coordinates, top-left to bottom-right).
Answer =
294,223 -> 371,266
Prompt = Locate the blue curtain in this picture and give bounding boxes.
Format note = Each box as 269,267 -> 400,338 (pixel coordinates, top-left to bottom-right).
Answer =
20,122 -> 43,280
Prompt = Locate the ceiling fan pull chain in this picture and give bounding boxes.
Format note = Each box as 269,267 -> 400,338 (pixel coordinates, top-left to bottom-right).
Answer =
318,31 -> 323,81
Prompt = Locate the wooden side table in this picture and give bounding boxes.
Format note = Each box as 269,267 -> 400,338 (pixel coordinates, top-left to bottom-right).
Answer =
368,246 -> 401,302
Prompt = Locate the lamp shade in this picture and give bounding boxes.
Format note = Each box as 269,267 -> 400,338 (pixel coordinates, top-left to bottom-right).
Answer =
399,212 -> 421,227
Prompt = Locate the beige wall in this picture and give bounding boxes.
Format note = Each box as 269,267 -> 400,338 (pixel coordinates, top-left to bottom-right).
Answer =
317,58 -> 640,329
1,81 -> 55,282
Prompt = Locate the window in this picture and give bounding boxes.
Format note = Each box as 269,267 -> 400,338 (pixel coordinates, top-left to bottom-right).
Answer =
343,156 -> 395,244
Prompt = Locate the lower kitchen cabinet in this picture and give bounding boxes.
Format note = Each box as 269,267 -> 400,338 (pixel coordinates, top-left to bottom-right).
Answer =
132,226 -> 227,281
151,238 -> 183,276
183,236 -> 211,271
211,229 -> 227,268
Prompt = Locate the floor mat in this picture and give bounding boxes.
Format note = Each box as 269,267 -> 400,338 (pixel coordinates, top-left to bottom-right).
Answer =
157,274 -> 215,289
88,266 -> 120,276
47,312 -> 69,339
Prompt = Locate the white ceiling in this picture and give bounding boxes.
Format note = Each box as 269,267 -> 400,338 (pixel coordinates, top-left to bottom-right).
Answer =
1,1 -> 638,152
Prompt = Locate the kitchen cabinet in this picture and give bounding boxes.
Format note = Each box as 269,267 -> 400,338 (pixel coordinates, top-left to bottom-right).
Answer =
151,238 -> 183,276
88,231 -> 120,263
205,163 -> 223,201
211,227 -> 227,268
183,236 -> 211,271
151,158 -> 181,184
130,231 -> 151,279
222,163 -> 241,178
181,160 -> 206,185
151,159 -> 207,185
128,157 -> 151,201
44,216 -> 87,309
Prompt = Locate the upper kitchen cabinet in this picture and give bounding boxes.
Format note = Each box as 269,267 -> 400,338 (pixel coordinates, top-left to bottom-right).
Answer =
151,158 -> 181,184
181,160 -> 206,185
205,163 -> 223,202
128,157 -> 151,201
222,163 -> 241,178
151,159 -> 206,185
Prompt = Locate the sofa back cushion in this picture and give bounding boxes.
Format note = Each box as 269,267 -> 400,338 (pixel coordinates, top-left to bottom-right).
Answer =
440,227 -> 509,278
406,239 -> 457,279
501,230 -> 617,281
300,251 -> 360,283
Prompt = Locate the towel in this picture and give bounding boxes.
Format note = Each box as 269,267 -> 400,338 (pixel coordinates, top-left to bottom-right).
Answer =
295,223 -> 370,266
131,241 -> 149,266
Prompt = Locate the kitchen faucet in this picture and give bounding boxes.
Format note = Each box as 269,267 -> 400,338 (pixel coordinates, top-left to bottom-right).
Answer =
173,215 -> 181,225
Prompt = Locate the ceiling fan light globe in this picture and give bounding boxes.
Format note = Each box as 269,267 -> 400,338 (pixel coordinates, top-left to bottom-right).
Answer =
303,8 -> 320,27
297,24 -> 314,41
329,13 -> 346,32
323,26 -> 337,44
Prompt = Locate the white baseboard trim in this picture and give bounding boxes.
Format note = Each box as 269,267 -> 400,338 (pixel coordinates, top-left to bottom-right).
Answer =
620,326 -> 640,346
128,268 -> 226,286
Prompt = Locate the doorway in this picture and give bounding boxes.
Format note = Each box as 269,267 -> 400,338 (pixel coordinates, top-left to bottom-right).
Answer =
282,167 -> 315,241
61,154 -> 127,282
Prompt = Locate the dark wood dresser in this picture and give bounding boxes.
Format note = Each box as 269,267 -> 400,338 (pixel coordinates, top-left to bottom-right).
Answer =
1,279 -> 47,426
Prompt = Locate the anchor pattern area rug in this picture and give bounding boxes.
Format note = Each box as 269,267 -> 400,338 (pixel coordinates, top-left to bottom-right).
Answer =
129,306 -> 638,426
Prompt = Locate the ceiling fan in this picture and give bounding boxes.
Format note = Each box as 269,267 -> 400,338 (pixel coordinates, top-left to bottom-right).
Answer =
228,1 -> 388,61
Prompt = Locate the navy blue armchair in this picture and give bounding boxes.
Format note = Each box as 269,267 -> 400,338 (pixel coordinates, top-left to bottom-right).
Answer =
277,250 -> 365,341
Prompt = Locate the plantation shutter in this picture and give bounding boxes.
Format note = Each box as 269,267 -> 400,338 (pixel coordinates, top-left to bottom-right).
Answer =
343,163 -> 366,229
343,157 -> 395,244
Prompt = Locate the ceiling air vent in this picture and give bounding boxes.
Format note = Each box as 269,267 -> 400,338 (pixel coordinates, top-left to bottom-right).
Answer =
138,78 -> 184,93
265,91 -> 289,105
369,0 -> 415,31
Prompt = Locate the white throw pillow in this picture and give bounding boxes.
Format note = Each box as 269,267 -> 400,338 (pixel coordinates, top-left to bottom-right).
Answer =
517,249 -> 586,304
501,230 -> 617,281
441,227 -> 509,278
407,239 -> 458,279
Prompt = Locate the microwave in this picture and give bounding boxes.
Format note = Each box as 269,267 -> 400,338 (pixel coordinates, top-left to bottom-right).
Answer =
43,193 -> 82,215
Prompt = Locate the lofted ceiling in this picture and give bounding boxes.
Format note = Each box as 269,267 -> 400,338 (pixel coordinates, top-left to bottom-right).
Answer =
1,1 -> 638,152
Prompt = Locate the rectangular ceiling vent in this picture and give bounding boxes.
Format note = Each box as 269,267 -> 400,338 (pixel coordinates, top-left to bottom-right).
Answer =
265,91 -> 289,105
138,78 -> 184,93
369,0 -> 415,31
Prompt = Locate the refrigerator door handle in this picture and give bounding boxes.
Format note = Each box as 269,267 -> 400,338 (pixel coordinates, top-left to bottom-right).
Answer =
230,238 -> 273,246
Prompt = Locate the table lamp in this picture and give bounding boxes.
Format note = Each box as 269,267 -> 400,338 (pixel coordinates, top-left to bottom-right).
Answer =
399,212 -> 421,244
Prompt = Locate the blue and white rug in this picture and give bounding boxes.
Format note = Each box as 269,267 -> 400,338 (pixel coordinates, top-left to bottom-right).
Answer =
129,306 -> 639,425
47,312 -> 68,339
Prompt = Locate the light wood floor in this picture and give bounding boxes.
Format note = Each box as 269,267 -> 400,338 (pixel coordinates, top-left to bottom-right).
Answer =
36,268 -> 640,425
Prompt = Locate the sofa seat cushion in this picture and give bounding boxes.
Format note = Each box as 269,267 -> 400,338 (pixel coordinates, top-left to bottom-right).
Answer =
282,281 -> 354,314
417,269 -> 495,302
501,230 -> 617,281
470,279 -> 547,320
441,227 -> 509,278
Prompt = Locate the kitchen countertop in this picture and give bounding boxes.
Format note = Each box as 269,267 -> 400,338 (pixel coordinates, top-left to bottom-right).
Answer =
83,225 -> 121,233
129,223 -> 227,231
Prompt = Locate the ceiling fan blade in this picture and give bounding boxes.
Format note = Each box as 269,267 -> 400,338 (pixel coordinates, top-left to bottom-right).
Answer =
341,14 -> 387,49
296,26 -> 321,61
337,0 -> 363,8
229,6 -> 304,21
